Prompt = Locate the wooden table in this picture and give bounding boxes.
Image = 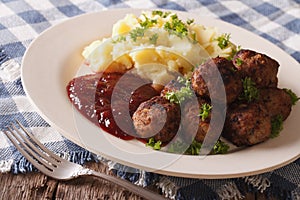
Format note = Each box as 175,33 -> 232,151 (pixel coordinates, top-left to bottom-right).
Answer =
0,162 -> 275,200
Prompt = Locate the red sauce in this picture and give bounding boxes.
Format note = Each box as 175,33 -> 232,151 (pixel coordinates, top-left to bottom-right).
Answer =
67,71 -> 159,140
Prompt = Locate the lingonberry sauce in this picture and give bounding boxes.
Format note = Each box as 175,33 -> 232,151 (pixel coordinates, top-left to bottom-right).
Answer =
67,72 -> 159,140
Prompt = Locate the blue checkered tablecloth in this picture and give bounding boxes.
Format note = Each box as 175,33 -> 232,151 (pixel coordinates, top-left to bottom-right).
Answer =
0,1 -> 299,199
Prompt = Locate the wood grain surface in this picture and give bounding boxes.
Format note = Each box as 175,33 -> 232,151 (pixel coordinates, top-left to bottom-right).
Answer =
0,162 -> 273,200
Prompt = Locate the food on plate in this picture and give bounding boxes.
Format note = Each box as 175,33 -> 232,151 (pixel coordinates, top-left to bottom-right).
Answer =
67,10 -> 299,155
191,57 -> 243,104
232,49 -> 279,88
132,96 -> 180,142
259,88 -> 292,121
67,72 -> 159,139
82,10 -> 237,85
180,98 -> 223,144
222,102 -> 271,146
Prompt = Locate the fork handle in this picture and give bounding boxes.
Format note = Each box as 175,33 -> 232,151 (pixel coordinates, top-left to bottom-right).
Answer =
80,168 -> 168,200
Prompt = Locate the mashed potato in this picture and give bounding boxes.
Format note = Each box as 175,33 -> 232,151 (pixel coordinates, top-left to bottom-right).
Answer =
82,10 -> 236,84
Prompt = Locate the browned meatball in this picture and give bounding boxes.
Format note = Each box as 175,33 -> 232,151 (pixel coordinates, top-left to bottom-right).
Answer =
132,96 -> 180,143
232,49 -> 279,88
181,98 -> 224,143
191,57 -> 242,104
222,102 -> 271,146
259,88 -> 292,120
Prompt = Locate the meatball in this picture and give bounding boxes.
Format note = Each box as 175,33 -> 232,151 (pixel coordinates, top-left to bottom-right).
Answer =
191,57 -> 242,104
259,88 -> 292,120
232,49 -> 279,88
129,84 -> 160,116
181,98 -> 224,143
222,102 -> 271,146
132,96 -> 180,143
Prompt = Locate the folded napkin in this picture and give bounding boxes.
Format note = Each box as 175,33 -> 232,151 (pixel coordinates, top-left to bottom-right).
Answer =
0,1 -> 299,199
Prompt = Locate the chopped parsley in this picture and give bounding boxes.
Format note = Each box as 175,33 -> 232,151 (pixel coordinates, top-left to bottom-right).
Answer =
165,87 -> 193,104
167,139 -> 229,155
149,33 -> 159,44
114,11 -> 198,44
186,19 -> 194,25
164,14 -> 189,38
152,10 -> 171,18
283,88 -> 300,105
112,35 -> 126,43
216,33 -> 231,49
185,140 -> 202,155
165,77 -> 193,104
239,77 -> 259,102
146,138 -> 162,150
130,27 -> 146,42
152,10 -> 163,16
139,14 -> 157,28
198,103 -> 212,121
235,57 -> 243,66
212,140 -> 230,154
177,76 -> 191,86
270,115 -> 283,138
227,45 -> 241,61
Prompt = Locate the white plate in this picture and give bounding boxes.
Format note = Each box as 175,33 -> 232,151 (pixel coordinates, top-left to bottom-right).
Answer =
22,9 -> 300,179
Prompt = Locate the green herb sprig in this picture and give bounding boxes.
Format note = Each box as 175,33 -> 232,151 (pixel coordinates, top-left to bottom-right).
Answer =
235,57 -> 243,66
212,140 -> 230,154
146,138 -> 162,150
139,14 -> 157,28
149,33 -> 159,44
198,103 -> 212,121
152,10 -> 171,18
112,35 -> 126,43
283,88 -> 300,105
165,77 -> 193,104
270,115 -> 283,138
129,27 -> 146,42
167,139 -> 229,155
164,14 -> 189,38
216,33 -> 231,49
239,77 -> 259,102
165,87 -> 193,104
185,140 -> 202,155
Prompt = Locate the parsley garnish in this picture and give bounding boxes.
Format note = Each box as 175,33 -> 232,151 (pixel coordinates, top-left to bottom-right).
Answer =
146,138 -> 162,150
186,19 -> 194,25
235,57 -> 243,66
152,10 -> 171,18
239,77 -> 259,102
271,115 -> 283,138
112,35 -> 126,43
165,87 -> 193,104
283,88 -> 300,105
199,103 -> 212,121
168,139 -> 229,155
185,140 -> 202,155
152,10 -> 163,16
212,140 -> 230,154
177,76 -> 191,86
149,33 -> 159,44
165,77 -> 193,104
164,14 -> 188,38
130,27 -> 146,42
139,14 -> 157,28
216,33 -> 231,49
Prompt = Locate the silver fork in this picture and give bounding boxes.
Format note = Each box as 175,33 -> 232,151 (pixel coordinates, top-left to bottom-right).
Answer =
4,120 -> 167,200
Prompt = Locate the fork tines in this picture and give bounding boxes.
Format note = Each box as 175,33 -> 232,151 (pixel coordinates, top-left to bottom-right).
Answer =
4,120 -> 60,171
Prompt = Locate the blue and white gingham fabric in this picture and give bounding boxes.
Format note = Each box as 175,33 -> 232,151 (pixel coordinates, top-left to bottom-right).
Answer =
0,1 -> 299,199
